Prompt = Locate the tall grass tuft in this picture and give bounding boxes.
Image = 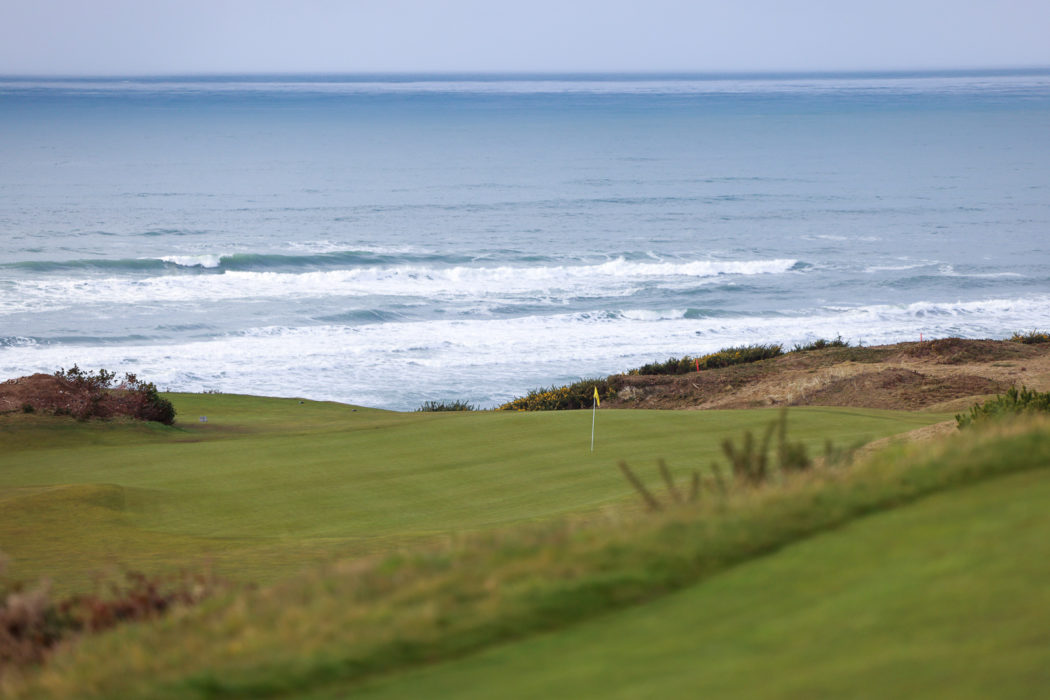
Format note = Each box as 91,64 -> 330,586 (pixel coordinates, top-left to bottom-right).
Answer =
957,385 -> 1050,428
792,335 -> 850,352
620,410 -> 814,510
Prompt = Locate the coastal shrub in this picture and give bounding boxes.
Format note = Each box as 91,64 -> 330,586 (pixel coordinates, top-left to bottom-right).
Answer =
416,400 -> 477,412
1009,330 -> 1050,344
498,378 -> 612,411
53,366 -> 176,425
632,356 -> 697,376
698,344 -> 783,370
792,336 -> 849,352
631,343 -> 784,376
956,385 -> 1050,428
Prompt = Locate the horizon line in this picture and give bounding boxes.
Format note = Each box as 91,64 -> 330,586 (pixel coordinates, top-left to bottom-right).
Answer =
3,65 -> 1050,81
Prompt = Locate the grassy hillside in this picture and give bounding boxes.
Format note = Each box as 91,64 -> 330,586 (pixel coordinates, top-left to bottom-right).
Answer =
4,407 -> 1047,698
343,466 -> 1050,700
0,394 -> 946,592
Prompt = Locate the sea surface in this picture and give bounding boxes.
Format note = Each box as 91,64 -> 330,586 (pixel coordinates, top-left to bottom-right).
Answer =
2,71 -> 1049,410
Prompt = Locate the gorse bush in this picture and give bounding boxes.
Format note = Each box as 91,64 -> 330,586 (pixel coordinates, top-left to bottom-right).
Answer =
1009,330 -> 1050,344
956,385 -> 1050,428
416,400 -> 477,412
498,378 -> 613,411
631,344 -> 784,376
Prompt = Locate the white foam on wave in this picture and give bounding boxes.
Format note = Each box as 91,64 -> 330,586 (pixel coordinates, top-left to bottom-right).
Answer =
618,309 -> 688,321
4,294 -> 1049,411
864,263 -> 930,273
1,257 -> 799,313
158,254 -> 225,269
283,240 -> 422,255
936,264 -> 1024,279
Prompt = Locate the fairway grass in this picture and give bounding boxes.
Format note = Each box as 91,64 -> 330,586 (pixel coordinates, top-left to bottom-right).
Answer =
343,467 -> 1050,700
0,394 -> 947,592
6,413 -> 1048,699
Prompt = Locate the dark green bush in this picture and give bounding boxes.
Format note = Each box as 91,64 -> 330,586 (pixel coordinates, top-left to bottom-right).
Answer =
792,336 -> 849,352
416,400 -> 477,412
632,356 -> 697,376
956,385 -> 1050,428
631,344 -> 784,376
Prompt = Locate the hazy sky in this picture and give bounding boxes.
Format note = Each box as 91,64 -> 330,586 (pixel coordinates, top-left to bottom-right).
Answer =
2,0 -> 1048,75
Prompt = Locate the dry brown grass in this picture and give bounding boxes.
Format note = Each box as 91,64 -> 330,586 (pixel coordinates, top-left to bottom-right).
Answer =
607,339 -> 1050,412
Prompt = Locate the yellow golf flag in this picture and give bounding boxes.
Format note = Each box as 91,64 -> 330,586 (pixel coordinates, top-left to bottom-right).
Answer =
593,386 -> 600,407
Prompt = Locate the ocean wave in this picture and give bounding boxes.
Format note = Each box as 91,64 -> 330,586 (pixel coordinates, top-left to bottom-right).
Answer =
0,336 -> 35,348
1,258 -> 169,273
4,294 -> 1048,410
936,264 -> 1024,279
863,263 -> 932,273
0,257 -> 801,312
159,255 -> 226,269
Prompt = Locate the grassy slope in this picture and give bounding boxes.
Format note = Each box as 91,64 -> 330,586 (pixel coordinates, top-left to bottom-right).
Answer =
343,467 -> 1050,700
10,419 -> 1049,699
0,394 -> 945,592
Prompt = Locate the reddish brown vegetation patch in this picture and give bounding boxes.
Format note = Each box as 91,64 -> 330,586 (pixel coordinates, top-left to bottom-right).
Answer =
1,566 -> 223,669
0,372 -> 174,424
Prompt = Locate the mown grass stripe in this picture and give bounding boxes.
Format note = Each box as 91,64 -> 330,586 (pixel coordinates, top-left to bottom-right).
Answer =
137,421 -> 1050,700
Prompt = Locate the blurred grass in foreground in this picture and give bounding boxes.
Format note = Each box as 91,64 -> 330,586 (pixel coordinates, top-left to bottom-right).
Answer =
7,415 -> 1048,698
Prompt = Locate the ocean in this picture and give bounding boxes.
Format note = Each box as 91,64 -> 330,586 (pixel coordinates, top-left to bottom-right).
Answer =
2,71 -> 1049,410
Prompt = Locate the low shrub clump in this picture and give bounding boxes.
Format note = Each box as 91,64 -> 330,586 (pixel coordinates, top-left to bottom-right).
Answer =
51,366 -> 176,425
498,378 -> 613,411
416,400 -> 477,412
1009,330 -> 1050,344
957,385 -> 1050,428
792,336 -> 849,352
631,343 -> 784,376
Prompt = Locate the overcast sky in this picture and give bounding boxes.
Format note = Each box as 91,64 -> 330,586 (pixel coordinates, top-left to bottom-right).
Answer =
2,0 -> 1048,76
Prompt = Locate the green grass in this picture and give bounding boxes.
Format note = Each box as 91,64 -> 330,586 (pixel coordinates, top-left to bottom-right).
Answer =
0,394 -> 946,592
6,409 -> 1046,698
341,466 -> 1050,700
